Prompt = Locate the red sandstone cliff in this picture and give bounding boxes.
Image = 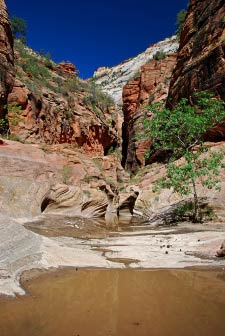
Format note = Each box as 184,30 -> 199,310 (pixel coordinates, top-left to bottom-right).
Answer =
0,0 -> 14,118
167,0 -> 225,106
6,42 -> 119,155
122,54 -> 177,172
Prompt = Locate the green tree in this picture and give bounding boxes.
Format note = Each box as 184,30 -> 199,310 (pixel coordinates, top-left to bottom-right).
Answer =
143,92 -> 225,222
10,16 -> 27,42
176,9 -> 187,37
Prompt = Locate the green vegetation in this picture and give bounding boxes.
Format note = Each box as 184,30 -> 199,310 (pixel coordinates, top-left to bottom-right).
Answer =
176,9 -> 187,37
0,116 -> 8,134
15,40 -> 51,87
63,76 -> 81,93
171,201 -> 216,223
10,16 -> 27,43
143,92 -> 225,222
60,165 -> 72,185
39,50 -> 54,70
0,103 -> 23,134
13,29 -> 115,131
153,50 -> 166,61
8,103 -> 23,126
16,40 -> 112,108
107,146 -> 116,154
6,133 -> 21,142
82,175 -> 99,183
128,70 -> 141,82
83,82 -> 114,111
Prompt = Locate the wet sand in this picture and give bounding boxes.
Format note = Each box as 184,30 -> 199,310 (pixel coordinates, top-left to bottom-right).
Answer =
1,214 -> 225,297
0,268 -> 225,336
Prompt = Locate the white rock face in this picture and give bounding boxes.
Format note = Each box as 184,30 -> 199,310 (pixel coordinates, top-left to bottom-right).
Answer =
93,36 -> 178,105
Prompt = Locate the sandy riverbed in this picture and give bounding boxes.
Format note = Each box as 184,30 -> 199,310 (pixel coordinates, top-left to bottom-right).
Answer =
1,214 -> 225,297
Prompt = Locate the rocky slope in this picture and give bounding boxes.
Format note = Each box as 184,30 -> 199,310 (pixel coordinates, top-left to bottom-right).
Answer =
6,41 -> 119,155
122,54 -> 177,172
94,36 -> 178,105
167,0 -> 225,107
0,0 -> 14,118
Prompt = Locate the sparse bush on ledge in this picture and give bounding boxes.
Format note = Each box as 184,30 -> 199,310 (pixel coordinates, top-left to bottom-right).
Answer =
83,82 -> 114,111
15,40 -> 51,83
153,50 -> 166,61
176,9 -> 187,38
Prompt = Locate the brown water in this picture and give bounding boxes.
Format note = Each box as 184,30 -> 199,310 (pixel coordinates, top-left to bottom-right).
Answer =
24,215 -> 153,239
1,269 -> 225,336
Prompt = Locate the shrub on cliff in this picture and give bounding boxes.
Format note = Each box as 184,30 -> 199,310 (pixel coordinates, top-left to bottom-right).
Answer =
176,9 -> 187,37
143,92 -> 225,222
0,116 -> 8,134
153,51 -> 166,61
15,40 -> 51,84
83,82 -> 114,111
10,16 -> 27,43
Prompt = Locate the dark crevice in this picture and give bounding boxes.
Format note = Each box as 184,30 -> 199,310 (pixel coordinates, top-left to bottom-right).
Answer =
104,141 -> 118,156
121,121 -> 128,167
41,197 -> 54,212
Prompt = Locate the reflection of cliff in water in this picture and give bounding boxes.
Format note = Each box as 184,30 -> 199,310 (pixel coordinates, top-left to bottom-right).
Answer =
24,215 -> 146,239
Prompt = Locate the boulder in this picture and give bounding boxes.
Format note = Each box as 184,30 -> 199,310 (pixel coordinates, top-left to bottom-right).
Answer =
216,240 -> 225,257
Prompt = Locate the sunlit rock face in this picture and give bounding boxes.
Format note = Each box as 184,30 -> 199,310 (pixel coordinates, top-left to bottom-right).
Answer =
0,139 -> 129,218
167,0 -> 225,106
94,36 -> 178,106
122,54 -> 177,173
7,47 -> 119,155
0,0 -> 14,117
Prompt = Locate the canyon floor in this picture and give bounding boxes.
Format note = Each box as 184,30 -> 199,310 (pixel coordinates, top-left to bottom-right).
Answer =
1,212 -> 225,297
1,138 -> 225,297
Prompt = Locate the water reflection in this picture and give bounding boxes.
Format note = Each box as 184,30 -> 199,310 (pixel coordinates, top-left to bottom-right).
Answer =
24,215 -> 146,239
0,269 -> 225,336
105,212 -> 119,229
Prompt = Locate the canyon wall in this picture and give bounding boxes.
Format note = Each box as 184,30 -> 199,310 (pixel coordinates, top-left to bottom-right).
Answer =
122,0 -> 225,172
94,36 -> 178,105
0,0 -> 14,118
167,0 -> 225,106
122,54 -> 177,172
6,44 -> 119,155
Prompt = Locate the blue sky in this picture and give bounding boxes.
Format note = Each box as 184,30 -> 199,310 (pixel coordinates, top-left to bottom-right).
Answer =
6,0 -> 188,78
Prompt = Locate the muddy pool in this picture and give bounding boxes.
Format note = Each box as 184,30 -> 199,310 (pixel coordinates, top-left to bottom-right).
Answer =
0,268 -> 225,336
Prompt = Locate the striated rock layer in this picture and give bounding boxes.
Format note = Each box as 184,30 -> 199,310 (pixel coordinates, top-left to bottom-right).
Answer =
167,0 -> 225,109
94,36 -> 178,105
0,0 -> 14,117
122,54 -> 177,172
0,139 -> 130,218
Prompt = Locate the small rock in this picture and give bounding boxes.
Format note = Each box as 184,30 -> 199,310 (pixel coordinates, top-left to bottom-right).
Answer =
216,240 -> 225,257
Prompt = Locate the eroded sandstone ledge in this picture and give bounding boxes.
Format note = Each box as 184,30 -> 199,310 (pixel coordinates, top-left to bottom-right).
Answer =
0,0 -> 14,117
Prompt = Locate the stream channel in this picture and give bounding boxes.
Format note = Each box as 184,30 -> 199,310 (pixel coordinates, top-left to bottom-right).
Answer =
1,215 -> 225,335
